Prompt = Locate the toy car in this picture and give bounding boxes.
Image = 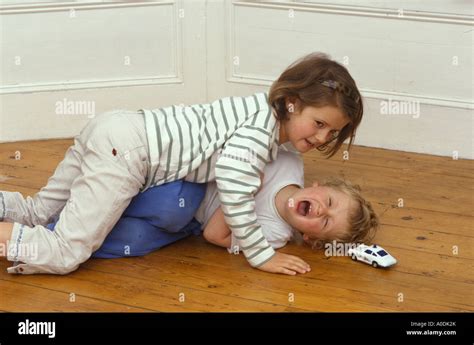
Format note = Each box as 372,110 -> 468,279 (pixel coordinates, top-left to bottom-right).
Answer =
348,244 -> 397,268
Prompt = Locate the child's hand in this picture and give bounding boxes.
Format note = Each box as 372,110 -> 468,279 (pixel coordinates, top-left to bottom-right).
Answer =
257,252 -> 311,275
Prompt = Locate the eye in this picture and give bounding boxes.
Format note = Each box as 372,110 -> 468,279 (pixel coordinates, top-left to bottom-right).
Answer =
324,217 -> 329,229
315,121 -> 324,128
329,197 -> 332,207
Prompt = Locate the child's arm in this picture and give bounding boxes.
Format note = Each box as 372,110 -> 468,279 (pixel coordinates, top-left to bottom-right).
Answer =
202,208 -> 231,248
215,124 -> 310,275
204,173 -> 264,248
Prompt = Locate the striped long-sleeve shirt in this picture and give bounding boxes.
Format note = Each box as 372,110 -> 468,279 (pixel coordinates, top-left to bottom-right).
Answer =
140,91 -> 280,267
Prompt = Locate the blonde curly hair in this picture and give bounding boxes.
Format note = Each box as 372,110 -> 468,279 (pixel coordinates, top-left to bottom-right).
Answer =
293,177 -> 379,249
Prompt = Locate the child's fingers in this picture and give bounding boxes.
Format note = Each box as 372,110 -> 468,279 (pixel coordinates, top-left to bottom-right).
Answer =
276,256 -> 309,274
285,261 -> 310,274
279,268 -> 297,275
288,256 -> 311,271
257,252 -> 310,275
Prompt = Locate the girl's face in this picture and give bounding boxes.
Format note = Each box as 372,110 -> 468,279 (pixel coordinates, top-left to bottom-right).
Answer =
278,99 -> 350,153
286,182 -> 357,242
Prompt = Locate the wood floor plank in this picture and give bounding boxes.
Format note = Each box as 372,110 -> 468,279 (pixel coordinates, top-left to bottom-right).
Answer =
0,148 -> 68,173
0,259 -> 305,312
304,144 -> 474,179
0,278 -> 148,312
0,139 -> 73,155
0,140 -> 472,312
374,224 -> 473,260
82,256 -> 395,312
0,164 -> 54,190
372,246 -> 473,284
150,237 -> 473,311
81,252 -> 466,312
288,239 -> 473,285
377,206 -> 473,238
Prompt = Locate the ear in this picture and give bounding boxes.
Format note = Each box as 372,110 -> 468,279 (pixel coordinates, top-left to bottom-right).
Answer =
285,97 -> 301,113
285,96 -> 296,105
303,233 -> 310,242
303,234 -> 320,249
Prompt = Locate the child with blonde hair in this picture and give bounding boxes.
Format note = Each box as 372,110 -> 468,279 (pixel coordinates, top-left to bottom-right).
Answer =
200,150 -> 379,269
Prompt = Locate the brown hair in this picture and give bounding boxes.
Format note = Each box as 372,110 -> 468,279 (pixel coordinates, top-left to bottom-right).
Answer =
295,177 -> 379,249
268,52 -> 363,158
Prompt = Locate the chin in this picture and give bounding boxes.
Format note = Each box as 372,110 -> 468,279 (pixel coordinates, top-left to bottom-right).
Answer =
295,142 -> 309,153
300,147 -> 311,154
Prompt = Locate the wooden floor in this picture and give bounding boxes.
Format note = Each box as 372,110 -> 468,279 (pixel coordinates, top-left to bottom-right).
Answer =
0,139 -> 472,312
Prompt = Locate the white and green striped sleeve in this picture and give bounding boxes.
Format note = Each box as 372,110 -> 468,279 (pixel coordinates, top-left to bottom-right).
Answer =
214,124 -> 276,267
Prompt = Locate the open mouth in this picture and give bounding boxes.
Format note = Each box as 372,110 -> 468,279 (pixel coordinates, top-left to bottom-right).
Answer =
297,200 -> 312,216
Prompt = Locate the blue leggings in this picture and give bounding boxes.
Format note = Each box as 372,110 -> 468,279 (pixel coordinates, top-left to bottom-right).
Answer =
47,180 -> 207,258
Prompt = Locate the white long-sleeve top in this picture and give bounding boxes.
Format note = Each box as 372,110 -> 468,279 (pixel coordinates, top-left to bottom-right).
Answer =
140,91 -> 280,267
195,149 -> 305,250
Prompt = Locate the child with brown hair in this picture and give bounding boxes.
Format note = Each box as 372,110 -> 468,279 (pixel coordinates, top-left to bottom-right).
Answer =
0,52 -> 365,275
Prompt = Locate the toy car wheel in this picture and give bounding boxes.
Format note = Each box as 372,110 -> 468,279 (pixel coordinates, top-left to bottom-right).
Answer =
372,261 -> 378,268
351,255 -> 357,261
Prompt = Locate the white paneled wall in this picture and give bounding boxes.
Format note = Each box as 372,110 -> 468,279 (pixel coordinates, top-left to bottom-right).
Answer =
1,3 -> 180,89
208,0 -> 473,159
0,0 -> 473,159
0,0 -> 206,141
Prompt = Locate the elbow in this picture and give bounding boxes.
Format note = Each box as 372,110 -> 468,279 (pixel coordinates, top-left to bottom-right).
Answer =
203,229 -> 231,248
203,228 -> 225,247
203,229 -> 215,243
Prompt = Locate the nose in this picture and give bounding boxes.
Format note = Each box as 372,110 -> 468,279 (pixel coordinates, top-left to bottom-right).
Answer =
315,202 -> 328,217
314,129 -> 333,145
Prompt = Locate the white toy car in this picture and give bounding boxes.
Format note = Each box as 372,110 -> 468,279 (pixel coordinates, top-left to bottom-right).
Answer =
348,244 -> 397,268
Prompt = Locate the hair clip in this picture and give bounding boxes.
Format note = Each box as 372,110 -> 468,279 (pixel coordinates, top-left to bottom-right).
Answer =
321,80 -> 337,89
320,80 -> 360,103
